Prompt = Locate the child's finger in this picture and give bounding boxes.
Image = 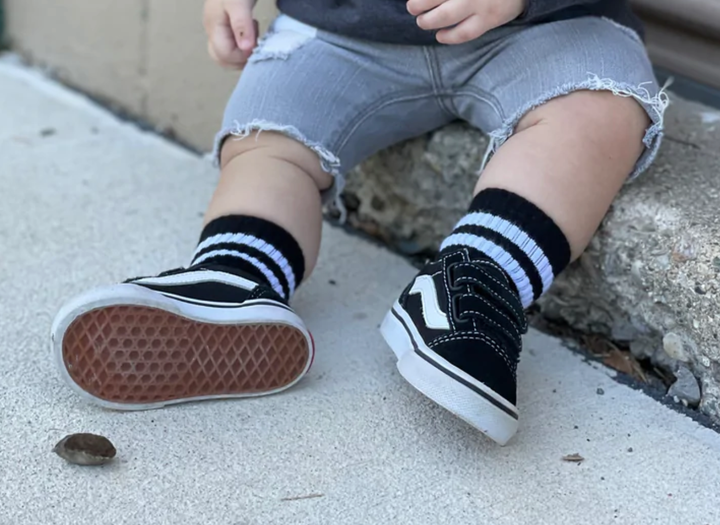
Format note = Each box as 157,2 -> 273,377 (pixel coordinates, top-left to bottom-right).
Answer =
208,39 -> 246,69
435,13 -> 487,44
209,23 -> 247,68
407,0 -> 445,17
416,0 -> 471,30
226,3 -> 256,54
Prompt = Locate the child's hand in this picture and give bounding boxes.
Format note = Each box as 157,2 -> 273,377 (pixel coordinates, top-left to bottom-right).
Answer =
407,0 -> 526,44
203,0 -> 258,69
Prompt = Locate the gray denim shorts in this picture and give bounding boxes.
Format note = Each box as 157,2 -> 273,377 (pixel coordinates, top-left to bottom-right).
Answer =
214,14 -> 668,217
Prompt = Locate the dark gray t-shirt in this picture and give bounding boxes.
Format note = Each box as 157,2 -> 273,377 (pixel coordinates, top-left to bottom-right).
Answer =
275,0 -> 643,45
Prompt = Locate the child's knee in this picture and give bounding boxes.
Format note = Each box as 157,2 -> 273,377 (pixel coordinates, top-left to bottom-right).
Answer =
219,131 -> 334,191
516,90 -> 650,157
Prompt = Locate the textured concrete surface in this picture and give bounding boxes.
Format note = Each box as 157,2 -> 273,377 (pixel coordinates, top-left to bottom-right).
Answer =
539,117 -> 720,420
3,58 -> 720,525
344,122 -> 489,252
344,96 -> 720,423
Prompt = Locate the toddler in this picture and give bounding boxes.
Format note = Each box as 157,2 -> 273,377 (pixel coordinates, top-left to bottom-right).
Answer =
51,0 -> 667,445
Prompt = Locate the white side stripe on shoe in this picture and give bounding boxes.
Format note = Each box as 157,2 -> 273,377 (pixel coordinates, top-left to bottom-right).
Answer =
195,232 -> 297,295
132,269 -> 258,291
409,275 -> 451,330
440,233 -> 534,308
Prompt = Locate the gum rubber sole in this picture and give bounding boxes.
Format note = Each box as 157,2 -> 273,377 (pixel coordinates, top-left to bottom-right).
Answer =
60,304 -> 310,408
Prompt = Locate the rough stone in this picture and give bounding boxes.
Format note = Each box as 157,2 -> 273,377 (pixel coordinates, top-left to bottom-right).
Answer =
345,95 -> 720,422
345,123 -> 489,254
668,366 -> 702,408
663,332 -> 691,363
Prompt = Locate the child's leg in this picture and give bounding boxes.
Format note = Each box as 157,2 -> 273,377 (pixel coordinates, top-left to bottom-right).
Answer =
382,17 -> 666,445
444,17 -> 667,308
474,90 -> 649,261
52,15 -> 453,409
205,132 -> 332,278
194,16 -> 454,295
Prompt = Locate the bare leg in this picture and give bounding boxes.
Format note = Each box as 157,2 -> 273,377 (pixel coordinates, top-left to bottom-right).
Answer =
53,131 -> 333,410
475,90 -> 650,260
207,131 -> 334,277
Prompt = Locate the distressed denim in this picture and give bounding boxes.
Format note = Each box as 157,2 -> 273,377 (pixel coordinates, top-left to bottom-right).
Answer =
215,14 -> 668,219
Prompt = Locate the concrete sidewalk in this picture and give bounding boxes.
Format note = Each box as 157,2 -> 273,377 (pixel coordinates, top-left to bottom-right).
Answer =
1,57 -> 719,525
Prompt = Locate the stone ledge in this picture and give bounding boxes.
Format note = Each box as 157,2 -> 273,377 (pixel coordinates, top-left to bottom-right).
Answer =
344,96 -> 720,421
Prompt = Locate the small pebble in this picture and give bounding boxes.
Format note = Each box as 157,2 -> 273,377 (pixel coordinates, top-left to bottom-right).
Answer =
667,366 -> 701,408
596,387 -> 605,395
713,256 -> 720,271
53,433 -> 116,466
562,453 -> 584,463
328,279 -> 337,286
627,447 -> 634,453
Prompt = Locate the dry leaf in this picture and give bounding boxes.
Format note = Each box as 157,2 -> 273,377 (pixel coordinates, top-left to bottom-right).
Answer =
53,433 -> 116,466
582,334 -> 611,357
603,348 -> 634,375
603,348 -> 647,383
562,453 -> 585,463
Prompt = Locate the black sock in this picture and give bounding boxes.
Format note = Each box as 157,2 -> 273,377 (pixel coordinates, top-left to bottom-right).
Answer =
191,215 -> 305,301
440,188 -> 571,308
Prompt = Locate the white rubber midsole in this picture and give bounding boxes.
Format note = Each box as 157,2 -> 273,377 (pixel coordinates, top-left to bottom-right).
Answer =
50,283 -> 313,411
380,301 -> 519,446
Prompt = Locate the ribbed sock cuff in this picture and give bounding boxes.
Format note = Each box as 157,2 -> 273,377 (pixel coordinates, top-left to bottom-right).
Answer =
440,188 -> 571,307
191,215 -> 306,299
467,189 -> 571,275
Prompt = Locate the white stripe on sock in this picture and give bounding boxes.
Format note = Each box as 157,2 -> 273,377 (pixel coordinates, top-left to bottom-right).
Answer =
452,212 -> 554,294
194,232 -> 297,294
440,233 -> 534,307
192,249 -> 285,298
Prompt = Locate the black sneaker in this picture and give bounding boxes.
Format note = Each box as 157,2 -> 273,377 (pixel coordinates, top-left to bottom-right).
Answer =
380,249 -> 528,445
51,264 -> 314,410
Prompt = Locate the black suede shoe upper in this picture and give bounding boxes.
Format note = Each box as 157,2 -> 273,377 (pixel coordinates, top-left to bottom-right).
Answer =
398,249 -> 528,404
